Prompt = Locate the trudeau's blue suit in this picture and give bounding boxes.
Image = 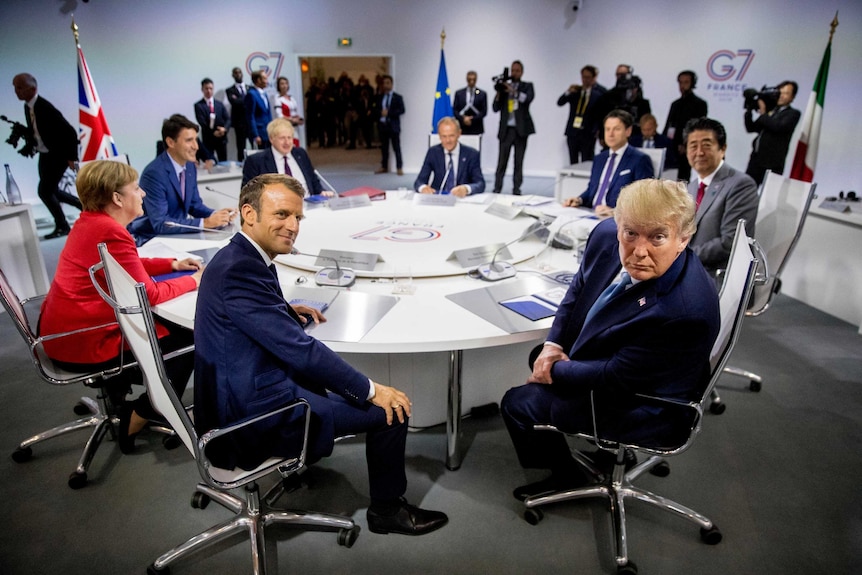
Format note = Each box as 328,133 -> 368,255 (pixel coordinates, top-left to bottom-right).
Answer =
241,147 -> 324,194
578,145 -> 654,208
129,152 -> 214,244
502,218 -> 719,468
413,144 -> 485,194
194,234 -> 407,500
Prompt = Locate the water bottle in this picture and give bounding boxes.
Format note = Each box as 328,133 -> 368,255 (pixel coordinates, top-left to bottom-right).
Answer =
5,164 -> 22,205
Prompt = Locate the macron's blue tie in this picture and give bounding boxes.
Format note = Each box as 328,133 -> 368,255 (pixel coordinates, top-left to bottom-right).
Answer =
584,271 -> 631,325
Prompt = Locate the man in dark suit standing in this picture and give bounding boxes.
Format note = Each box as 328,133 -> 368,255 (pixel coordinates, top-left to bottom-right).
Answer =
12,73 -> 81,239
685,117 -> 758,274
557,65 -> 606,164
244,70 -> 272,149
663,70 -> 708,182
493,60 -> 535,195
129,114 -> 234,244
225,67 -> 250,161
194,78 -> 230,163
194,173 -> 448,536
501,179 -> 720,497
564,110 -> 654,216
453,71 -> 487,137
744,80 -> 801,185
374,75 -> 405,175
414,117 -> 485,197
241,118 -> 332,197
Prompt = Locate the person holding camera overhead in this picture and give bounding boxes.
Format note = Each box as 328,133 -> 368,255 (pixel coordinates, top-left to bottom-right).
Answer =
744,80 -> 800,185
492,60 -> 535,195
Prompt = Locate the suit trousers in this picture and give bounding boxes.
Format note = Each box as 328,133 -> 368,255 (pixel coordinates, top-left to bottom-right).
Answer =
566,130 -> 596,164
328,393 -> 408,502
378,123 -> 403,170
501,383 -> 592,471
203,134 -> 228,164
233,126 -> 249,161
38,152 -> 81,229
494,126 -> 528,194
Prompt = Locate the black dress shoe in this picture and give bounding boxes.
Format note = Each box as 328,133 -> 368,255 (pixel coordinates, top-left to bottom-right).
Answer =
117,404 -> 139,454
44,227 -> 71,240
513,469 -> 590,502
367,497 -> 448,536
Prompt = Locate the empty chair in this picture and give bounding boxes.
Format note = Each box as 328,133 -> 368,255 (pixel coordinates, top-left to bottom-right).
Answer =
90,243 -> 358,574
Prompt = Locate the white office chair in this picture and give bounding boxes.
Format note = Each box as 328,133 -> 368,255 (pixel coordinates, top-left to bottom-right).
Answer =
521,219 -> 757,574
639,146 -> 666,176
709,172 -> 816,413
89,243 -> 358,575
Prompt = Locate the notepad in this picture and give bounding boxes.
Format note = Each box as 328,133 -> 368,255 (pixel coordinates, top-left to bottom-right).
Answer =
288,298 -> 330,313
499,296 -> 557,321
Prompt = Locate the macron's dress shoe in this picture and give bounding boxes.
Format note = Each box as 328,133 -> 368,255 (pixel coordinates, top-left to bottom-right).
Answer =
367,497 -> 448,536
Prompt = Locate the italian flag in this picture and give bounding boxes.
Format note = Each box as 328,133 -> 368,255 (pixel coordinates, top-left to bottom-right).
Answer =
789,35 -> 833,182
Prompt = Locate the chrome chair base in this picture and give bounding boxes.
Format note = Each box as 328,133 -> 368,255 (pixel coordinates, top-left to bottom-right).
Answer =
523,452 -> 721,574
149,481 -> 359,575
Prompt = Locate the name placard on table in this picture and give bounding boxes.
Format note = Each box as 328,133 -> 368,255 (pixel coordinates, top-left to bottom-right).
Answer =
318,248 -> 381,271
413,194 -> 457,207
450,243 -> 511,269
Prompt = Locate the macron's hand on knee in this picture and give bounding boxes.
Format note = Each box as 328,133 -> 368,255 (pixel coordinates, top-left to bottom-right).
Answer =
370,381 -> 412,425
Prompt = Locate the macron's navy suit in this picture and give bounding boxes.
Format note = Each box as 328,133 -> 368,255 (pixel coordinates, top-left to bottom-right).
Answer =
578,145 -> 654,208
502,218 -> 720,469
194,234 -> 407,500
241,147 -> 324,194
413,144 -> 485,194
129,151 -> 214,243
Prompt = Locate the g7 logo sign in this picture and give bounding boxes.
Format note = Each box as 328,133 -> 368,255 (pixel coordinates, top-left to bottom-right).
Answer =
246,52 -> 285,86
706,50 -> 755,82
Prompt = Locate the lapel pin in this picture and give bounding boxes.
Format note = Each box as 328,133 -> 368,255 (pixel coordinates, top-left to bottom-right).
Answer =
638,297 -> 646,307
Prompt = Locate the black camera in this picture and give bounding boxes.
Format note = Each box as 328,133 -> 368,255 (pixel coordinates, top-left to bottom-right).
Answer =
743,85 -> 781,112
0,115 -> 36,158
492,67 -> 510,93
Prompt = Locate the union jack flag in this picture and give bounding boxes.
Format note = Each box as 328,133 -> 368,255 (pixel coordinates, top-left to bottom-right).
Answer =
77,43 -> 118,161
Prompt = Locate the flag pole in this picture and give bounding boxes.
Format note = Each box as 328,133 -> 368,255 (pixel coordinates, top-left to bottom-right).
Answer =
441,28 -> 446,50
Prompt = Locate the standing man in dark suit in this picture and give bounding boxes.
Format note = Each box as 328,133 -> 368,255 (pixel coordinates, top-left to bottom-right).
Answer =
663,70 -> 708,182
241,118 -> 332,197
453,71 -> 487,137
564,110 -> 654,216
224,67 -> 250,161
244,70 -> 272,149
194,78 -> 230,163
129,114 -> 235,244
12,73 -> 81,239
744,80 -> 801,185
557,65 -> 606,164
374,75 -> 405,175
493,60 -> 535,195
414,117 -> 485,197
194,173 -> 448,536
502,179 -> 720,497
685,117 -> 758,274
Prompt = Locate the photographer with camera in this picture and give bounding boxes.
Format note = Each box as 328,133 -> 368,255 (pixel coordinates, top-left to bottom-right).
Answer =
591,65 -> 651,143
557,65 -> 606,164
492,60 -> 534,195
11,73 -> 81,239
744,80 -> 800,185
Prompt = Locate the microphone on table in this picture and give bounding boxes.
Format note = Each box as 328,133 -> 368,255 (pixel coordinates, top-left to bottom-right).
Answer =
204,185 -> 240,201
313,170 -> 339,196
164,221 -> 234,234
476,218 -> 553,281
290,248 -> 356,287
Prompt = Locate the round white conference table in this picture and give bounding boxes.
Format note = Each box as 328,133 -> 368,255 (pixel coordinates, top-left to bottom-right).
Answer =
150,193 -> 596,469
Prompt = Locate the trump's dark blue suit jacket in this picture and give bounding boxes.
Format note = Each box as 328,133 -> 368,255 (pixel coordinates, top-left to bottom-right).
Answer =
413,144 -> 485,194
579,145 -> 654,208
194,234 -> 371,470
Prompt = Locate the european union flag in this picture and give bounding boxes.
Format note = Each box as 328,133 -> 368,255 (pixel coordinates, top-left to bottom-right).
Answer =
432,49 -> 454,133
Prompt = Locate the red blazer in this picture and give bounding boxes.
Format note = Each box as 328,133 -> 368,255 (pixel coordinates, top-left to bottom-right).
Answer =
40,211 -> 196,364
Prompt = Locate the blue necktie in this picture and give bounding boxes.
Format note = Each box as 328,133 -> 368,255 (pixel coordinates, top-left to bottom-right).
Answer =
593,152 -> 617,207
442,152 -> 454,193
584,271 -> 631,325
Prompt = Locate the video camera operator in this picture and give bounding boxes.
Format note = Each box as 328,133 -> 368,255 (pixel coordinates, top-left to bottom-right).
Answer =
492,60 -> 535,195
743,80 -> 800,185
590,66 -> 651,143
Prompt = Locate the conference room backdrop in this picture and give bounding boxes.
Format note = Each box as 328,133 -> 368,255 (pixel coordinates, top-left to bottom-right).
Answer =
1,0 -> 860,203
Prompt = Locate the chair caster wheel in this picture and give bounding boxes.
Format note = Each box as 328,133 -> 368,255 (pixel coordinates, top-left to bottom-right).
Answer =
162,435 -> 182,450
338,526 -> 360,547
73,401 -> 91,415
749,380 -> 762,392
147,563 -> 169,575
191,492 -> 211,509
617,560 -> 638,574
700,524 -> 722,545
524,508 -> 544,525
649,461 -> 671,477
68,471 -> 88,489
709,401 -> 726,415
11,446 -> 33,463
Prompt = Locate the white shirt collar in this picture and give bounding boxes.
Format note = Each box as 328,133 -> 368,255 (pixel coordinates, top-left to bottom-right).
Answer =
240,231 -> 274,267
699,160 -> 725,187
